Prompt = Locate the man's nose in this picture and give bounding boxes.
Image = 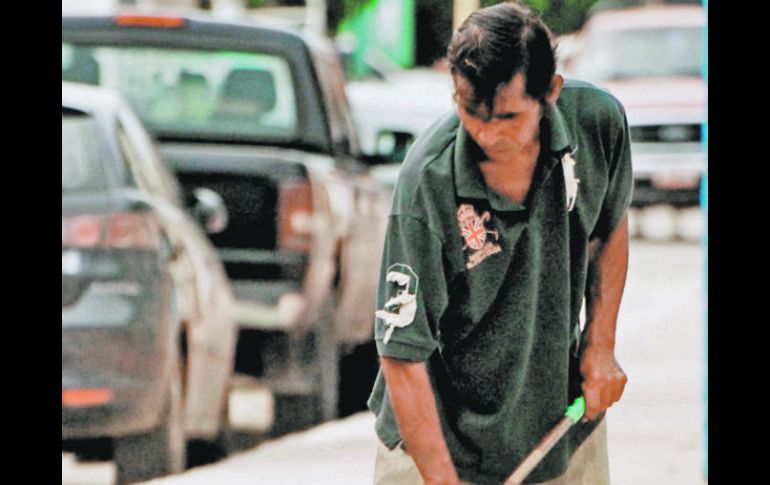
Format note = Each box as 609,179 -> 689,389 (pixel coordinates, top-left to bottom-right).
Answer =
477,123 -> 495,145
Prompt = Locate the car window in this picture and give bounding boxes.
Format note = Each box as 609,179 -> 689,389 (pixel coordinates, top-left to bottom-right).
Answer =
62,43 -> 299,142
571,26 -> 703,82
62,112 -> 109,193
311,48 -> 360,156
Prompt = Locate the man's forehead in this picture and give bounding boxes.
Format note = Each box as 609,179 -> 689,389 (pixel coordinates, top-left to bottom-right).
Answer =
453,72 -> 534,111
452,73 -> 481,102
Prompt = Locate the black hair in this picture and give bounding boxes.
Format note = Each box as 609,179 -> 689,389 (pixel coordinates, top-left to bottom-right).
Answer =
447,1 -> 557,114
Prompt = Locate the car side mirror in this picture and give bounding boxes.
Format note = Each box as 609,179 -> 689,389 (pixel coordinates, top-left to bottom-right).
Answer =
363,130 -> 415,165
191,187 -> 228,234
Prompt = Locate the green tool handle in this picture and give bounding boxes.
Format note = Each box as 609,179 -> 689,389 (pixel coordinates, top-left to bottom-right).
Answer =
564,395 -> 586,424
503,396 -> 586,485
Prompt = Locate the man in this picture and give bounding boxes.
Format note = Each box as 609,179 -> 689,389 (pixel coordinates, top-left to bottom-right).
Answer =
367,2 -> 632,484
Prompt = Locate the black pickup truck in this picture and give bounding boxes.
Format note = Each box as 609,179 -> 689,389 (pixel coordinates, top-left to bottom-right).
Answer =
62,10 -> 391,425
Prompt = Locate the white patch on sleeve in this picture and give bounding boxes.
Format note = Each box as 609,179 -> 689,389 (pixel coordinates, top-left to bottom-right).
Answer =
562,151 -> 580,212
374,264 -> 419,344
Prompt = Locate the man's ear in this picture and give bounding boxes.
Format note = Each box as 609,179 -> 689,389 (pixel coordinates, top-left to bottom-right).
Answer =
546,74 -> 564,105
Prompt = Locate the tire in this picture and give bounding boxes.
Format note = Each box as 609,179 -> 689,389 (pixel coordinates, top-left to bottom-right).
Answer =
187,385 -> 231,467
338,339 -> 379,417
114,349 -> 186,484
270,300 -> 339,433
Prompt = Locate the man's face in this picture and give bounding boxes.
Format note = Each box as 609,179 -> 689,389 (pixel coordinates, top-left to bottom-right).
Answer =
453,72 -> 544,160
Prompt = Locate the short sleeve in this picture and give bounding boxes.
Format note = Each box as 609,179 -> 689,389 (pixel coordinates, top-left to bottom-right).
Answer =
590,101 -> 634,241
373,214 -> 448,362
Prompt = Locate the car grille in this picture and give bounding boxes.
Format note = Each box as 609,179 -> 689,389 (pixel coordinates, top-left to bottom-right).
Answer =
173,172 -> 309,283
630,124 -> 702,143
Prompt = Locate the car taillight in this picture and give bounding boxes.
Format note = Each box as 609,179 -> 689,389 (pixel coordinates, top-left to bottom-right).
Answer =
63,215 -> 102,248
105,213 -> 161,249
62,388 -> 114,407
278,180 -> 313,253
62,213 -> 162,250
114,15 -> 186,28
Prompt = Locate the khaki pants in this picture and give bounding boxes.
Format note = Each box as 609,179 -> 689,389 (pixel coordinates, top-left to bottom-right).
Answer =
373,419 -> 609,485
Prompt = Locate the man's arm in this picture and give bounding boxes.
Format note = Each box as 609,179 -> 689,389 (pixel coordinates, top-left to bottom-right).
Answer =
580,212 -> 630,421
381,357 -> 462,485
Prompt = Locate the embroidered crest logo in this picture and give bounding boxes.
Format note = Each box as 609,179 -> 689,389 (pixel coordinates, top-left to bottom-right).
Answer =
374,264 -> 419,344
457,203 -> 502,269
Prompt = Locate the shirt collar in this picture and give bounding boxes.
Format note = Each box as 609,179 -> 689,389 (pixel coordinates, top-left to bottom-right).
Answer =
452,102 -> 575,211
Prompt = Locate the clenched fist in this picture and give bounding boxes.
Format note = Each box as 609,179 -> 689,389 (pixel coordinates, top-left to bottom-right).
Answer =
579,343 -> 628,421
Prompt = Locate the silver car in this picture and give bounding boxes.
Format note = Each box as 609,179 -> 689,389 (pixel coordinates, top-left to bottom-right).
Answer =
562,4 -> 706,210
62,81 -> 237,484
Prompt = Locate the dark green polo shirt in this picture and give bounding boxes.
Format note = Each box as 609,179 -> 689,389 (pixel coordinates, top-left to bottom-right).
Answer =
367,78 -> 633,484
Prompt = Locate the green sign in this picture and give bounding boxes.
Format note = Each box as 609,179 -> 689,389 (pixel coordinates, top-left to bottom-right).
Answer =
338,0 -> 415,78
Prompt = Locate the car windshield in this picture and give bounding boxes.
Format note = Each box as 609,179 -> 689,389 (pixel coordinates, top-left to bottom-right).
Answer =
62,112 -> 109,193
62,43 -> 299,142
571,26 -> 703,82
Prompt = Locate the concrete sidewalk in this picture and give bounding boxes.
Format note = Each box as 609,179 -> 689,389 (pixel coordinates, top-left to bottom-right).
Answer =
606,240 -> 706,484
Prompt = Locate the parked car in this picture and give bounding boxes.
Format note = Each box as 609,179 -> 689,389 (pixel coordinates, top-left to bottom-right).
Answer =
554,32 -> 580,74
62,10 -> 391,423
561,3 -> 706,210
62,81 -> 237,484
346,66 -> 454,193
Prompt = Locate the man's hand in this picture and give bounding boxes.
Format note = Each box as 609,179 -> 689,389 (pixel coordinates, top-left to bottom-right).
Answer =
579,342 -> 628,421
581,213 -> 630,422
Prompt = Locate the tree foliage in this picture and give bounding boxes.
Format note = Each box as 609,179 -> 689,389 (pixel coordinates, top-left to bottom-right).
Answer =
480,0 -> 601,34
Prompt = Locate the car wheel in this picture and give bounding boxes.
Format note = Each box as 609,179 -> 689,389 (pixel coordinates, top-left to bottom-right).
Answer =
338,338 -> 379,417
270,299 -> 339,433
114,349 -> 186,484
